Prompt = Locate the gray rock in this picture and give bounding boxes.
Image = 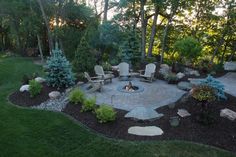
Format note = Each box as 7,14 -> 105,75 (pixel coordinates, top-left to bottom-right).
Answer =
185,68 -> 200,76
220,108 -> 236,121
20,85 -> 30,92
224,62 -> 236,71
177,109 -> 191,117
125,107 -> 164,120
128,126 -> 164,136
188,78 -> 204,86
35,77 -> 46,83
177,81 -> 192,91
176,72 -> 185,79
159,64 -> 170,76
49,91 -> 61,99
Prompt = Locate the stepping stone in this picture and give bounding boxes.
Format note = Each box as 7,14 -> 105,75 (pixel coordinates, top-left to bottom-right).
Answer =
20,85 -> 30,92
125,107 -> 164,120
177,109 -> 191,117
220,108 -> 236,121
177,81 -> 192,91
35,77 -> 46,83
128,126 -> 163,136
49,91 -> 61,99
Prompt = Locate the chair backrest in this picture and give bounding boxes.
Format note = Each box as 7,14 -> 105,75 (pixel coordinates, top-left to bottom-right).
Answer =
84,72 -> 92,82
94,65 -> 105,76
118,62 -> 129,76
144,63 -> 156,77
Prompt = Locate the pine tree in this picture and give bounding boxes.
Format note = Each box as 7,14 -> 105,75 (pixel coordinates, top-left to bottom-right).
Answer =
45,43 -> 75,88
73,36 -> 96,73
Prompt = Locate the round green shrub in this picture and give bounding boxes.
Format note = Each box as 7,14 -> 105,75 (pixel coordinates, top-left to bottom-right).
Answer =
69,88 -> 85,104
95,105 -> 116,123
81,97 -> 96,112
29,80 -> 42,97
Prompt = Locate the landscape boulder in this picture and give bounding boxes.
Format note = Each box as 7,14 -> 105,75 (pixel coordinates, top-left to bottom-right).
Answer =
49,91 -> 61,99
176,72 -> 185,79
20,85 -> 30,92
35,77 -> 46,83
159,64 -> 171,76
224,62 -> 236,71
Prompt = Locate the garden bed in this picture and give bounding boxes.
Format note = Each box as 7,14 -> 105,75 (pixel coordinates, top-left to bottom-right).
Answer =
9,83 -> 65,107
63,93 -> 236,153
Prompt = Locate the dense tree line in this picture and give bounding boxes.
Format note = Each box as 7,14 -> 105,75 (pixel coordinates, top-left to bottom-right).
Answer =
0,0 -> 235,70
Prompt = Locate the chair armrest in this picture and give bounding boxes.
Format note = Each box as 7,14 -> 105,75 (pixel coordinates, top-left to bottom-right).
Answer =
138,70 -> 145,75
90,76 -> 102,80
104,71 -> 113,74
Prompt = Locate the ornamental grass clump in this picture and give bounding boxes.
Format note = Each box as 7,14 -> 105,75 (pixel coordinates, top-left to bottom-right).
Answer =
191,85 -> 216,103
45,43 -> 75,89
81,97 -> 96,112
95,104 -> 116,123
69,88 -> 85,104
29,80 -> 42,97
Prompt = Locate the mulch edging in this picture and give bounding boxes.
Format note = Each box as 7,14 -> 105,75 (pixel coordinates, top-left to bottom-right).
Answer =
9,83 -> 65,107
63,94 -> 236,153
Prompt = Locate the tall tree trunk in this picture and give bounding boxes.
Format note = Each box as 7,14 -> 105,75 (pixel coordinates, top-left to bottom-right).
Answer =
37,34 -> 44,62
147,6 -> 158,57
37,0 -> 53,54
160,18 -> 171,63
140,0 -> 146,60
103,0 -> 109,22
210,36 -> 225,64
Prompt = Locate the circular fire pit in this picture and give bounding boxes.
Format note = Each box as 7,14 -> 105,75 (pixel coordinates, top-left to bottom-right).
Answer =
117,81 -> 144,93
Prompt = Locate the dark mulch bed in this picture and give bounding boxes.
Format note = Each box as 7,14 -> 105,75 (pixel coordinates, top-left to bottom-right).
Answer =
63,94 -> 236,153
9,83 -> 65,107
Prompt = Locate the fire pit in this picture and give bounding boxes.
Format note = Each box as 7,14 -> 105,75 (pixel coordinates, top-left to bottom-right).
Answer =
117,81 -> 144,93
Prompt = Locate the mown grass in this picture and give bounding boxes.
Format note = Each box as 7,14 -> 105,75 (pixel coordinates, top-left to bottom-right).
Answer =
0,56 -> 235,157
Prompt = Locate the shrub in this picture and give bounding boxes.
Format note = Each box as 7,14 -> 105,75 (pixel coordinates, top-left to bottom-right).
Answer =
29,80 -> 42,97
73,36 -> 96,73
45,43 -> 75,89
174,36 -> 202,63
69,88 -> 85,104
101,62 -> 112,71
200,75 -> 227,100
95,105 -> 116,123
164,73 -> 178,84
191,85 -> 216,102
81,97 -> 96,112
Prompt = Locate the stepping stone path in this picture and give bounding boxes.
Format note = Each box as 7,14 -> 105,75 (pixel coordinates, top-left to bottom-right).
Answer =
125,107 -> 164,120
177,109 -> 191,117
177,81 -> 192,91
220,108 -> 236,121
20,85 -> 29,92
128,126 -> 164,136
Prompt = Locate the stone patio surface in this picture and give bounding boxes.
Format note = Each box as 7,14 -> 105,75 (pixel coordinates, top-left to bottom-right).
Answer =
81,78 -> 186,111
217,72 -> 236,97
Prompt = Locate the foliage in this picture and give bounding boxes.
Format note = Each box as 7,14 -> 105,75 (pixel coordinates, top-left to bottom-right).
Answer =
21,73 -> 38,84
101,62 -> 112,71
73,36 -> 96,73
191,85 -> 216,102
45,43 -> 75,89
29,80 -> 42,97
200,75 -> 227,100
95,104 -> 116,123
164,73 -> 178,83
174,36 -> 202,62
69,88 -> 85,105
81,97 -> 96,112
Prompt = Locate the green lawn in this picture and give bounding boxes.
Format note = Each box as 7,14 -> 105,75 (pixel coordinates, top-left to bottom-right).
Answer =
0,56 -> 235,157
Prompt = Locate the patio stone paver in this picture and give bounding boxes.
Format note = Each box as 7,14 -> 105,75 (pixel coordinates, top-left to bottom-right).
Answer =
125,107 -> 164,120
81,78 -> 186,111
217,72 -> 236,97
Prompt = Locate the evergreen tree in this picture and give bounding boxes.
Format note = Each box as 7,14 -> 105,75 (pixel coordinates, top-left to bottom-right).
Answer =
45,43 -> 75,88
73,36 -> 96,73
